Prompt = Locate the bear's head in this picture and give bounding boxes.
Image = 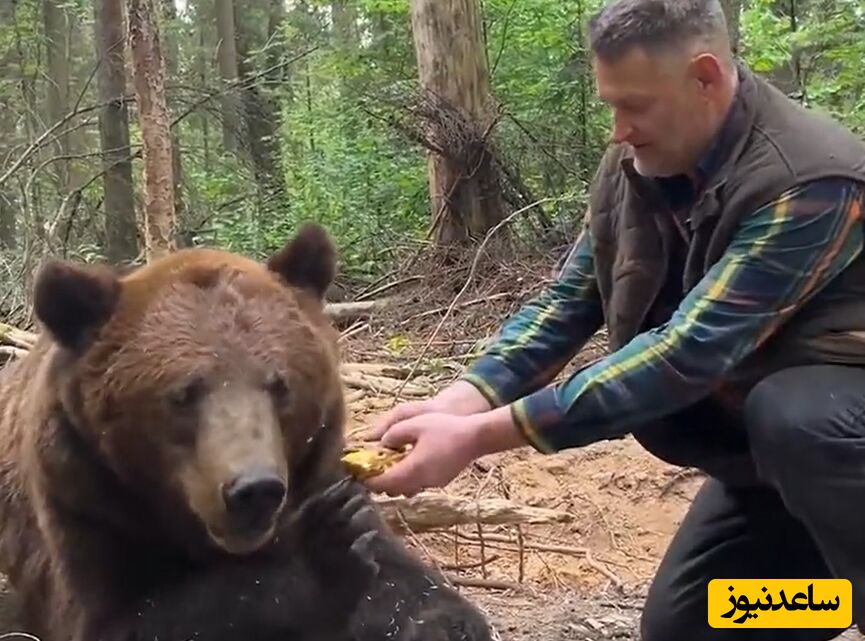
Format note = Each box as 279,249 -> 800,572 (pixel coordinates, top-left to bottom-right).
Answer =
32,224 -> 346,556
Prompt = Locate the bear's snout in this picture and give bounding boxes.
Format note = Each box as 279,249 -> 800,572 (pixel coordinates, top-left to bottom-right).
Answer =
222,468 -> 287,531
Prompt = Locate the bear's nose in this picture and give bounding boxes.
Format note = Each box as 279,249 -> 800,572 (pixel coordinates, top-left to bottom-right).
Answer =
222,470 -> 287,527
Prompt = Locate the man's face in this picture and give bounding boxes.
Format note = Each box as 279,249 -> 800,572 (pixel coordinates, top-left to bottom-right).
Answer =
593,46 -> 721,178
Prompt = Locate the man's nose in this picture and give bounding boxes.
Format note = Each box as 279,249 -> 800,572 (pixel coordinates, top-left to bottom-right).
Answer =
610,111 -> 634,144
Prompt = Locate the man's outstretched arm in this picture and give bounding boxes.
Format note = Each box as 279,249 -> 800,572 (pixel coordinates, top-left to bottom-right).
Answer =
459,225 -> 605,408
477,178 -> 865,454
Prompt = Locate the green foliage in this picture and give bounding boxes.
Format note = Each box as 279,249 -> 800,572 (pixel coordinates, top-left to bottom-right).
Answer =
198,0 -> 618,278
0,0 -> 863,294
740,0 -> 865,133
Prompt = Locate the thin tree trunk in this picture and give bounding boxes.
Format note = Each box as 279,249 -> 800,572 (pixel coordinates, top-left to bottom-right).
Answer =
719,0 -> 742,56
266,0 -> 286,87
128,0 -> 176,261
409,0 -> 504,247
195,0 -> 212,172
160,0 -> 186,227
215,0 -> 243,152
95,0 -> 138,262
0,0 -> 17,250
42,0 -> 70,192
235,24 -> 287,223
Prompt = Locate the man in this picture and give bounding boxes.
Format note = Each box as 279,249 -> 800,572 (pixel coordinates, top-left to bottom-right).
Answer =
365,0 -> 865,638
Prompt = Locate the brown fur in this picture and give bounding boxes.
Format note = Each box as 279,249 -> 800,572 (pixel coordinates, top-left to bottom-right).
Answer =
0,224 -> 383,641
0,223 -> 494,641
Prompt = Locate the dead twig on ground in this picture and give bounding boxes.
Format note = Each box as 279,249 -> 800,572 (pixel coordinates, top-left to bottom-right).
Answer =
659,467 -> 704,497
442,554 -> 501,571
399,292 -> 511,326
355,275 -> 422,301
453,530 -> 624,590
446,575 -> 522,591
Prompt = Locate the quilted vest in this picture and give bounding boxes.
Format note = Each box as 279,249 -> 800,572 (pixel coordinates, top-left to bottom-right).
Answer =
588,64 -> 865,386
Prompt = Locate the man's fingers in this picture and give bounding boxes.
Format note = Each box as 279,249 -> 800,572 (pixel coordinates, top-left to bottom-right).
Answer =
363,419 -> 431,495
378,417 -> 423,449
363,453 -> 422,496
363,402 -> 425,441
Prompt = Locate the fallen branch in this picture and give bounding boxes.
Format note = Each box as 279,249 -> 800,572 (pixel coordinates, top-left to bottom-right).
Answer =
355,276 -> 422,302
446,575 -> 520,591
325,298 -> 394,324
341,372 -> 433,398
374,491 -> 573,533
441,554 -> 501,571
0,347 -> 28,361
0,323 -> 36,350
0,330 -> 429,402
659,467 -> 704,497
399,292 -> 510,326
341,361 -> 444,378
0,296 -> 393,351
454,531 -> 624,590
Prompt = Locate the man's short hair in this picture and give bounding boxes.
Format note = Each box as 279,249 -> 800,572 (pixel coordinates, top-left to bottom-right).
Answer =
588,0 -> 732,62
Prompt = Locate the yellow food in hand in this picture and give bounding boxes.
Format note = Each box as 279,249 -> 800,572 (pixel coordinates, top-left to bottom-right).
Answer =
341,445 -> 410,480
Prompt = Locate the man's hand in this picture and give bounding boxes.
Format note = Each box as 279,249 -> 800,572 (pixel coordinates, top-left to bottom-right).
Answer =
364,380 -> 492,442
363,413 -> 482,497
362,404 -> 529,497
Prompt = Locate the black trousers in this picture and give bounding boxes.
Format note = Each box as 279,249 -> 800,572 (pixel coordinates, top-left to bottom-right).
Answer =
631,364 -> 865,640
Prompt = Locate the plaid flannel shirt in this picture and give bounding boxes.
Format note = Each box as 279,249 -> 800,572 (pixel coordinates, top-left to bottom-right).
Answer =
461,177 -> 865,453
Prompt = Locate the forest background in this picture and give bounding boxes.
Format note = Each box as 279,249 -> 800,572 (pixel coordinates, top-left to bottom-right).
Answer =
0,0 -> 862,329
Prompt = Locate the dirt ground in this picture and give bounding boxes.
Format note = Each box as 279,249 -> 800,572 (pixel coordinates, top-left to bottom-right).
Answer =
346,386 -> 698,639
340,304 -> 863,641
346,392 -> 863,641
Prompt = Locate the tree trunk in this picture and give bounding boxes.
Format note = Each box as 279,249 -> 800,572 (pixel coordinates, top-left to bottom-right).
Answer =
214,0 -> 243,152
719,0 -> 742,56
128,0 -> 176,261
0,0 -> 17,250
94,0 -> 138,262
194,0 -> 212,172
41,0 -> 71,193
235,24 -> 288,225
767,0 -> 806,99
160,0 -> 186,227
266,0 -> 286,87
409,0 -> 504,247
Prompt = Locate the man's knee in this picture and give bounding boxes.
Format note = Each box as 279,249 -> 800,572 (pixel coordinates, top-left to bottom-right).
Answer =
745,365 -> 865,478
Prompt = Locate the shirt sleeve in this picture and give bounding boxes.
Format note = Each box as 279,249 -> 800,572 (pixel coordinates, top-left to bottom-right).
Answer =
460,225 -> 605,407
510,178 -> 865,453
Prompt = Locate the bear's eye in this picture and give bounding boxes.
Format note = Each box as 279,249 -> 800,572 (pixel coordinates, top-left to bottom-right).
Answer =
168,377 -> 207,409
265,373 -> 290,404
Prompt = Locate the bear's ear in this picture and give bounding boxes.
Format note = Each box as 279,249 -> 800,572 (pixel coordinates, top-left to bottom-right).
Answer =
266,223 -> 336,300
34,260 -> 121,351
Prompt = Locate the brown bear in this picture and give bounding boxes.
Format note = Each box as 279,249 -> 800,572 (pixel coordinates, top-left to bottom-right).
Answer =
0,223 -> 494,641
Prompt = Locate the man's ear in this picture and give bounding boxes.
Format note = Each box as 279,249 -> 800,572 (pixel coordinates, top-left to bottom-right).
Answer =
34,260 -> 121,351
266,223 -> 337,300
689,52 -> 725,93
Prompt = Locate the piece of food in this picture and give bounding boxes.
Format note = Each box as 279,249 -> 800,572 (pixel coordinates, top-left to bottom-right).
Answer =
341,445 -> 410,480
